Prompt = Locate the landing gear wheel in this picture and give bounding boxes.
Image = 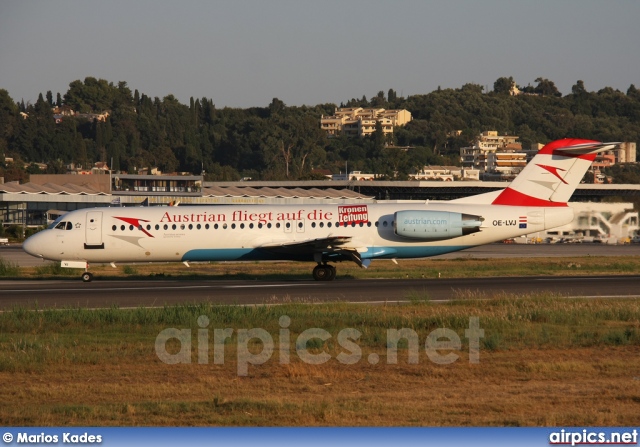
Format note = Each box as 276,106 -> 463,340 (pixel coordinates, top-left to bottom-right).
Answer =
81,272 -> 93,282
312,264 -> 336,281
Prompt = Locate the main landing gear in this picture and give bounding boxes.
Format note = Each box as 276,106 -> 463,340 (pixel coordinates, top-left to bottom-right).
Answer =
312,263 -> 336,281
81,271 -> 93,282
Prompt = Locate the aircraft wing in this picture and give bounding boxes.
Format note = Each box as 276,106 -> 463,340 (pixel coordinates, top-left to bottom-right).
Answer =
258,236 -> 352,253
258,236 -> 371,268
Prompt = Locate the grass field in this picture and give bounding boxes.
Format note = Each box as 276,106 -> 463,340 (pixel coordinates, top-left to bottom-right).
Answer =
1,295 -> 640,426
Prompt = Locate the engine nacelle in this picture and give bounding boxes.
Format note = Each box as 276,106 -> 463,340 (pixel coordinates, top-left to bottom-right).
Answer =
394,211 -> 483,240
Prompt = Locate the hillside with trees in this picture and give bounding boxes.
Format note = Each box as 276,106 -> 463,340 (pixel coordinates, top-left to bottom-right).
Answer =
1,76 -> 639,182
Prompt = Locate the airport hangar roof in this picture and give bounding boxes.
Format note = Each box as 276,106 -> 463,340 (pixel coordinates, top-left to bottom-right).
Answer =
3,179 -> 640,203
214,180 -> 640,201
0,181 -> 109,195
201,185 -> 370,199
0,181 -> 373,204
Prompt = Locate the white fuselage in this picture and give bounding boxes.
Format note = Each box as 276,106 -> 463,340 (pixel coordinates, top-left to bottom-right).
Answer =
23,202 -> 573,264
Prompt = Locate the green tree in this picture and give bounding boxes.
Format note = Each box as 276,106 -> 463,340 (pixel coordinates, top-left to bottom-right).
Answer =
493,76 -> 515,95
534,77 -> 561,97
0,89 -> 18,157
388,88 -> 397,103
572,80 -> 587,95
46,159 -> 66,174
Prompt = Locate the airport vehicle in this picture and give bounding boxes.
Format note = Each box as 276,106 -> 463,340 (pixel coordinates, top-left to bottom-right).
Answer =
23,139 -> 617,282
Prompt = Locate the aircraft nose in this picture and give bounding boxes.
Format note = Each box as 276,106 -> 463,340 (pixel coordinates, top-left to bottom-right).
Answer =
22,232 -> 43,258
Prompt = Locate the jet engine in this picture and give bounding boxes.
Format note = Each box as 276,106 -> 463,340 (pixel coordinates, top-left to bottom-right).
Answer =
394,211 -> 483,240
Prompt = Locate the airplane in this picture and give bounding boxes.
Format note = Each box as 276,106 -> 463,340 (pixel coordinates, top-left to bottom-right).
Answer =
23,138 -> 618,282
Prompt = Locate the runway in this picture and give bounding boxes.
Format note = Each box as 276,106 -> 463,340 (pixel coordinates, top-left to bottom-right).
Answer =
1,275 -> 639,309
2,243 -> 640,309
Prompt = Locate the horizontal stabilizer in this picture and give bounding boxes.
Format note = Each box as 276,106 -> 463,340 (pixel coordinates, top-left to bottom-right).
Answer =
538,141 -> 620,156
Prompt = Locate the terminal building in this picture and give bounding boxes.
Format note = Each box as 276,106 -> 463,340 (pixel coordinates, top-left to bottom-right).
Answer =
0,174 -> 374,227
541,202 -> 639,243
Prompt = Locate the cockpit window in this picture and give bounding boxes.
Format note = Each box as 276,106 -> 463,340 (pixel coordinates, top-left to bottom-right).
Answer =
48,216 -> 65,230
53,221 -> 73,230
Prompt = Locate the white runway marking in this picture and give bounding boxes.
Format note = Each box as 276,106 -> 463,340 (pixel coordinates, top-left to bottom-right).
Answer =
534,277 -> 621,281
2,283 -> 320,293
223,284 -> 320,289
2,285 -> 214,293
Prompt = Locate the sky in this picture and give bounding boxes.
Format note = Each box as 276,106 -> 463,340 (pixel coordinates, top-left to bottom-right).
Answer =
1,0 -> 639,109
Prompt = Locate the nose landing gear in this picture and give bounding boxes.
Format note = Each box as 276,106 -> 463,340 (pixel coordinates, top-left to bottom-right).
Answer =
312,263 -> 336,281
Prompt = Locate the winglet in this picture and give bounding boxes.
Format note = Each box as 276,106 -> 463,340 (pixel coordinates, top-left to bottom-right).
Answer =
492,139 -> 618,207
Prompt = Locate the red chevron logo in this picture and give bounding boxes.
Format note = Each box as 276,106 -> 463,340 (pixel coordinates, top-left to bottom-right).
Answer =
535,164 -> 568,184
114,216 -> 154,238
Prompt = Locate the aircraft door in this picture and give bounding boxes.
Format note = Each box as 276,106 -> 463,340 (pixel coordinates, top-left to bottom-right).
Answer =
85,211 -> 104,248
